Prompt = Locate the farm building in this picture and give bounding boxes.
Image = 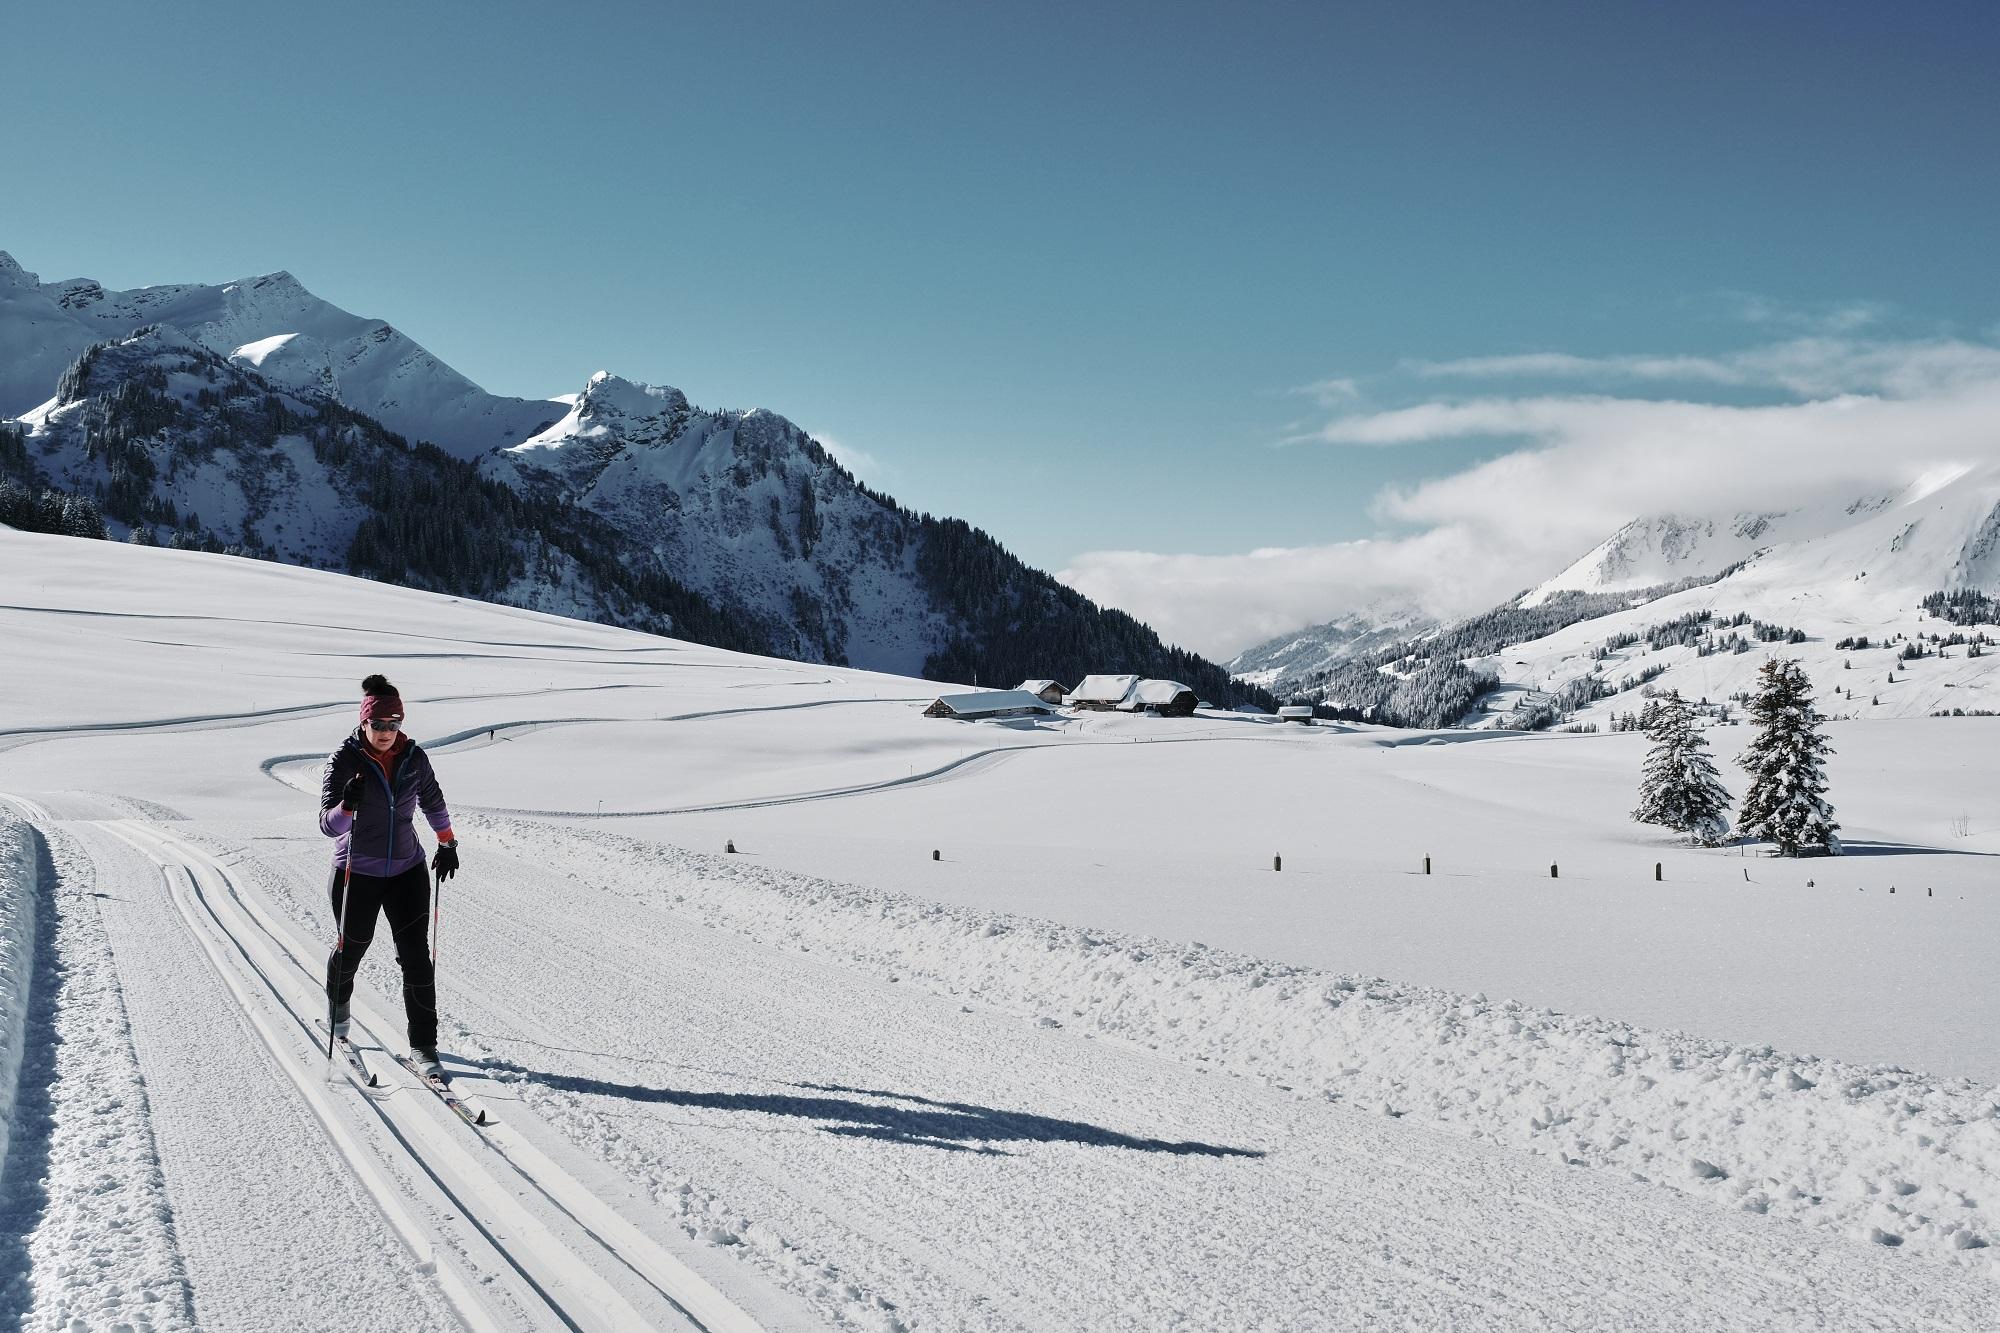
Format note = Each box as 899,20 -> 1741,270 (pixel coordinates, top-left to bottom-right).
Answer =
1014,679 -> 1069,705
1119,679 -> 1198,716
1065,674 -> 1141,710
1278,705 -> 1316,724
923,690 -> 1061,721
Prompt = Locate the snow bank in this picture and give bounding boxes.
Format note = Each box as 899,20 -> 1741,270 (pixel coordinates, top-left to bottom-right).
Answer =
0,816 -> 39,1179
493,816 -> 2000,1276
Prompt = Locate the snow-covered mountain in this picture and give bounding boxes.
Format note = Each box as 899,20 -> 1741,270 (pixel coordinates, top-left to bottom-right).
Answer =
1279,466 -> 2000,728
1519,494 -> 1899,607
4,325 -> 748,642
0,251 -> 561,460
1226,601 -> 1435,689
0,251 -> 1268,705
487,371 -> 946,672
1477,463 -> 2000,727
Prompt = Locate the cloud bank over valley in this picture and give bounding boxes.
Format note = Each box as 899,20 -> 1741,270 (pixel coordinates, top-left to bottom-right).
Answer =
1060,328 -> 2000,660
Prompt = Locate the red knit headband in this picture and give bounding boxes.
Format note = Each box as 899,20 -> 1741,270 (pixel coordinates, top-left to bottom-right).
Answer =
360,692 -> 404,723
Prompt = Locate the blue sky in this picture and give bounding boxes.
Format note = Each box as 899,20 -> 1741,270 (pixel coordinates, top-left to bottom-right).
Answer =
6,1 -> 1999,654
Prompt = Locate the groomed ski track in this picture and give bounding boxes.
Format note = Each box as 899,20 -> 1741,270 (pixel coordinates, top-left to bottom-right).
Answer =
93,815 -> 773,1333
8,796 -> 1997,1330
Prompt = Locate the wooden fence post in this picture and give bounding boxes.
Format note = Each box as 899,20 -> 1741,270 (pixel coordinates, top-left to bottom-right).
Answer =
1654,862 -> 1662,881
1424,856 -> 1431,875
1550,863 -> 1559,879
1273,855 -> 1282,872
932,849 -> 941,861
725,840 -> 736,854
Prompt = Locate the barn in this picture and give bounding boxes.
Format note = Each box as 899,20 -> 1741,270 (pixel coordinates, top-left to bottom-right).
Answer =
1120,679 -> 1198,717
923,690 -> 1061,721
1064,674 -> 1141,710
1014,679 -> 1069,705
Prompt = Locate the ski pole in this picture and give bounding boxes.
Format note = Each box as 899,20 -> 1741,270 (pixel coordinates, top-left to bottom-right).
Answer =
330,855 -> 353,1064
430,862 -> 441,966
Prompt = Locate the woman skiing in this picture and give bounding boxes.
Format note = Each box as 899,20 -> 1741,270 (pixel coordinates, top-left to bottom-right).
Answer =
319,673 -> 458,1069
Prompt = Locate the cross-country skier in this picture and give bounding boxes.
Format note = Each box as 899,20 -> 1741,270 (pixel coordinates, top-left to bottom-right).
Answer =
319,673 -> 458,1069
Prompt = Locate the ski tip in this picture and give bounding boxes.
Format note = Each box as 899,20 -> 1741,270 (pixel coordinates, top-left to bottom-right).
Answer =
474,1108 -> 490,1125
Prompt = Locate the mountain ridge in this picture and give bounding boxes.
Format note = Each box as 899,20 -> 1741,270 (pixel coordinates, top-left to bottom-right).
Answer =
0,250 -> 1270,707
1263,467 -> 2000,727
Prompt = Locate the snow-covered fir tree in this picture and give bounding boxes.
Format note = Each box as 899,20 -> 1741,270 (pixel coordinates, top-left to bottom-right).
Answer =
1631,690 -> 1732,845
1737,658 -> 1842,856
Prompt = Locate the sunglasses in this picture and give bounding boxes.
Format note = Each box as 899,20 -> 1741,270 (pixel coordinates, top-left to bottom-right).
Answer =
366,719 -> 404,733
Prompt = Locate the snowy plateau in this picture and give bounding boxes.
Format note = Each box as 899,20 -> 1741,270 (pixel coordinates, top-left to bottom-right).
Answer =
0,527 -> 1997,1332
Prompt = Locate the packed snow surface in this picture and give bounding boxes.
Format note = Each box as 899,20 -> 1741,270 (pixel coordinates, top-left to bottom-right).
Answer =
1,527 -> 1998,1330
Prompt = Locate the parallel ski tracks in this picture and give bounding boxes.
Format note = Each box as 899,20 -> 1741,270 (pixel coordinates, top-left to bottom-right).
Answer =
95,818 -> 766,1333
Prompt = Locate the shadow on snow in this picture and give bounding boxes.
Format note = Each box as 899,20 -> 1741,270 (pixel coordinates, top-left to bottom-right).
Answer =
0,827 -> 66,1328
484,1061 -> 1264,1159
1825,839 -> 2000,858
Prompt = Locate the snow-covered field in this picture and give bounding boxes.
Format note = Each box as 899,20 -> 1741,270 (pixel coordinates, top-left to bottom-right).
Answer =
2,526 -> 1998,1330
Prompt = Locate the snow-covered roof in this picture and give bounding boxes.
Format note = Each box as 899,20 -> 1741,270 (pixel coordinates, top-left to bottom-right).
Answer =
926,690 -> 1058,718
1128,679 -> 1194,706
1066,674 -> 1139,704
1016,679 -> 1064,694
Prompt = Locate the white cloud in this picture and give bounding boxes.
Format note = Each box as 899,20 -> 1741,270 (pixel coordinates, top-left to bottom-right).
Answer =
1059,527 -> 1512,663
1399,337 -> 2000,401
1292,375 -> 1361,407
1712,292 -> 1892,335
1070,331 -> 2000,662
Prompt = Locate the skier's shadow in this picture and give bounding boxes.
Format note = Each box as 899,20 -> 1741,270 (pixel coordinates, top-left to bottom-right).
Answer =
484,1063 -> 1263,1159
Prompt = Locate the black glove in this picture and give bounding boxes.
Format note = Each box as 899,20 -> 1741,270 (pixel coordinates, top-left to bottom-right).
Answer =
336,772 -> 365,812
432,842 -> 459,881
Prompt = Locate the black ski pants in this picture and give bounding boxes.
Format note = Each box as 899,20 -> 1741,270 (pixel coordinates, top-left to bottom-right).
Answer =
325,863 -> 436,1051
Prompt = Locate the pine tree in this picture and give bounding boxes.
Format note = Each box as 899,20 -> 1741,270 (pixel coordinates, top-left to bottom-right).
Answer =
1631,690 -> 1732,846
1738,658 -> 1841,856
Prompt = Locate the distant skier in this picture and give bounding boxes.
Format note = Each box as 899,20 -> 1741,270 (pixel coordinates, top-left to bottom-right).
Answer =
319,674 -> 458,1068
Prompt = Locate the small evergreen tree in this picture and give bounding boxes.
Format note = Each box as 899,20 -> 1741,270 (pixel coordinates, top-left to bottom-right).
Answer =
1631,690 -> 1732,846
1738,659 -> 1841,856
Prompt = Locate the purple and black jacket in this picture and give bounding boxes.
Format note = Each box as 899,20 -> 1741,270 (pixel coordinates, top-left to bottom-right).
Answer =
319,729 -> 454,877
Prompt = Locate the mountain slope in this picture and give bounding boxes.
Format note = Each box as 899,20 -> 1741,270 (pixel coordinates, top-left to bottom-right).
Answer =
1481,463 -> 2000,728
1521,494 -> 1898,607
1227,601 -> 1436,690
0,269 -> 1272,707
0,251 -> 560,459
1264,468 -> 2000,728
487,372 -> 943,673
2,326 -> 762,651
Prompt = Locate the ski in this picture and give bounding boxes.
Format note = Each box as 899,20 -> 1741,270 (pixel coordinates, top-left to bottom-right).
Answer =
316,1020 -> 383,1090
394,1051 -> 491,1127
